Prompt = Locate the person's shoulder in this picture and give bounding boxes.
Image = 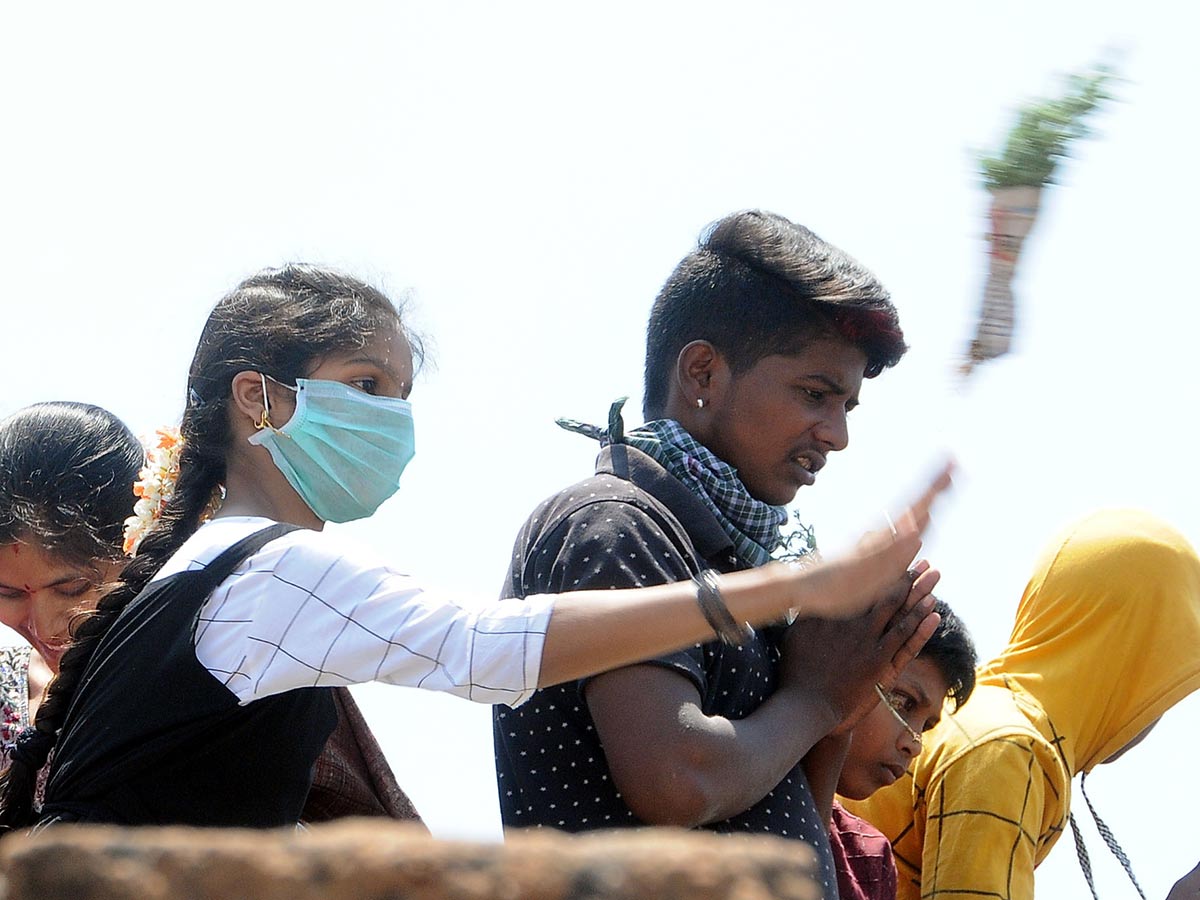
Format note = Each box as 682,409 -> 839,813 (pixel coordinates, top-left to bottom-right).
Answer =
529,471 -> 651,521
845,686 -> 1063,830
509,471 -> 697,595
158,517 -> 403,583
830,800 -> 890,842
154,517 -> 281,579
829,800 -> 897,896
923,686 -> 1031,753
914,683 -> 1068,786
249,525 -> 408,582
519,470 -> 681,546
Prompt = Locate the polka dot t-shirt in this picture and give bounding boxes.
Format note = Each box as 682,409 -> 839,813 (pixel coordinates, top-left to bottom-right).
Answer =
493,444 -> 837,896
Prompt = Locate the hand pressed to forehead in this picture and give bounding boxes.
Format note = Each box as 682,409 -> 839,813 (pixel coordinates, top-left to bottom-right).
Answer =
874,561 -> 932,613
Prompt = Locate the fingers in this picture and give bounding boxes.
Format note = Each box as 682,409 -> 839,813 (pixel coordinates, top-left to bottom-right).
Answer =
916,460 -> 955,516
856,464 -> 952,605
800,463 -> 953,622
827,602 -> 934,734
904,563 -> 941,614
868,560 -> 938,623
889,607 -> 941,682
875,591 -> 938,684
854,525 -> 924,597
891,461 -> 955,540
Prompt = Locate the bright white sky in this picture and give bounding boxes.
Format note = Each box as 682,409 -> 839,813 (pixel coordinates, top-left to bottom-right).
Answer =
2,2 -> 1197,895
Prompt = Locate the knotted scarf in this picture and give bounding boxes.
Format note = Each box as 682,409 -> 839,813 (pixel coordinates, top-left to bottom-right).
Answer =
558,398 -> 788,567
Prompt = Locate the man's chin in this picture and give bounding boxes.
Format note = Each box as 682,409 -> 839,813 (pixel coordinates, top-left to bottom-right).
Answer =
749,481 -> 803,508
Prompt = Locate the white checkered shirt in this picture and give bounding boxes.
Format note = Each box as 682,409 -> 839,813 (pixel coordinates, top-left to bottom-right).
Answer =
152,517 -> 551,707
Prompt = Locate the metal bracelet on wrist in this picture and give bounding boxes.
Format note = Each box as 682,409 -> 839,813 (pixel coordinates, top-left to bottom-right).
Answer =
692,568 -> 755,647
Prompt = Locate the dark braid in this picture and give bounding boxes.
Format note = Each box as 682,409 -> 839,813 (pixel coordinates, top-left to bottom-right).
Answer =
0,386 -> 230,831
0,264 -> 412,830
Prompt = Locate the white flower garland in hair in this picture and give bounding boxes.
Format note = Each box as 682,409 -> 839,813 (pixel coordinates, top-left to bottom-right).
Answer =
122,427 -> 182,556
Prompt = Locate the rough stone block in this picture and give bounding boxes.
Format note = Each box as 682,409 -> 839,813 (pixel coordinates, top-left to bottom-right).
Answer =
0,821 -> 821,900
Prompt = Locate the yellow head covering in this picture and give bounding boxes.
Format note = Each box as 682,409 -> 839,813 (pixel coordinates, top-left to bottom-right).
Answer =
978,509 -> 1200,774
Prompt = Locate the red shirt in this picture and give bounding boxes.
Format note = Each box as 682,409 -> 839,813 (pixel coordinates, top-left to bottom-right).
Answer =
829,801 -> 897,900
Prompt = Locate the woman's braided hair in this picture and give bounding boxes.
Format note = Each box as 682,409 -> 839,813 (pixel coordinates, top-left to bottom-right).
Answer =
0,265 -> 413,829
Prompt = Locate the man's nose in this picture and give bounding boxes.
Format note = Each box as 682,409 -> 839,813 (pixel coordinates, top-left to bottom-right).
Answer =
815,409 -> 850,452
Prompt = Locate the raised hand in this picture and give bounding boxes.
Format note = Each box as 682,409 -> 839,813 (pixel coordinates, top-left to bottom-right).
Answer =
782,461 -> 953,622
779,561 -> 942,735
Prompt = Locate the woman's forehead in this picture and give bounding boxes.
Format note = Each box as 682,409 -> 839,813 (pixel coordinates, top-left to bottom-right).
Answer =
0,540 -> 88,580
326,327 -> 412,370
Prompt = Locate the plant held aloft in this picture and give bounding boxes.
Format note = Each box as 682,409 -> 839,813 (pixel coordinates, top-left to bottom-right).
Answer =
978,67 -> 1114,191
961,65 -> 1115,377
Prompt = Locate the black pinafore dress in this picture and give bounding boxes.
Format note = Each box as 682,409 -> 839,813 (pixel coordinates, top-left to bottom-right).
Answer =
39,524 -> 337,827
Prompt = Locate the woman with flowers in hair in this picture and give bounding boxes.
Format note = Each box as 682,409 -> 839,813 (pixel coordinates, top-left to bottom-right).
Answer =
0,403 -> 421,823
0,264 -> 949,831
0,403 -> 143,783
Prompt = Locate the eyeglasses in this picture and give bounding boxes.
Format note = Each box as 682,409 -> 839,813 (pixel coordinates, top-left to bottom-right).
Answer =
875,683 -> 923,746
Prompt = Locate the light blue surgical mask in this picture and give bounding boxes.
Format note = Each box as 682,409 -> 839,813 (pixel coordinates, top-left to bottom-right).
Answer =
248,375 -> 415,523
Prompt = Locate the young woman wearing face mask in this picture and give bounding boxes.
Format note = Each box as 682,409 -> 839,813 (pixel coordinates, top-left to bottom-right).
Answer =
0,402 -> 419,825
0,264 -> 950,831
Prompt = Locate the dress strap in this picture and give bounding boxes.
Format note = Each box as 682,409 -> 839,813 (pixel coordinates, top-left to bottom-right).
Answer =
189,523 -> 303,593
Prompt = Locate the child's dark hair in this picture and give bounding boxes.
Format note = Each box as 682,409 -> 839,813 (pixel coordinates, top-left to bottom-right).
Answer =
0,264 -> 419,829
0,402 -> 143,566
921,598 -> 978,711
642,210 -> 907,419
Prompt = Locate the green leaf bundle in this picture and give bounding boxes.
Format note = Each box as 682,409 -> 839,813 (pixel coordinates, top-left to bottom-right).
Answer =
979,66 -> 1115,190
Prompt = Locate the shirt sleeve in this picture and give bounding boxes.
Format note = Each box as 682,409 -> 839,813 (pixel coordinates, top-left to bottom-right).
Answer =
918,736 -> 1044,900
524,498 -> 707,694
192,529 -> 553,708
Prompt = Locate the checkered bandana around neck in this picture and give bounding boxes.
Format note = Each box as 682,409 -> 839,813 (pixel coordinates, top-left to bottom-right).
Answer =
556,398 -> 788,567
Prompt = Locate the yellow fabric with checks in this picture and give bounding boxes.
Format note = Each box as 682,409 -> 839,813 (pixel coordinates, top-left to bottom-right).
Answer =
844,509 -> 1200,900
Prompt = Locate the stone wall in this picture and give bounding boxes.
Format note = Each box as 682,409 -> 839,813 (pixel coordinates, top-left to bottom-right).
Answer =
0,821 -> 821,900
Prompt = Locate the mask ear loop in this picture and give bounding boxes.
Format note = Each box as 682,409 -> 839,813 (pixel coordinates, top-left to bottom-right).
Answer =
256,373 -> 299,436
255,373 -> 274,430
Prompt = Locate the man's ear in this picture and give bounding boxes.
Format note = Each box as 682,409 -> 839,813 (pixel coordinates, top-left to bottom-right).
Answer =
230,371 -> 269,427
675,340 -> 729,409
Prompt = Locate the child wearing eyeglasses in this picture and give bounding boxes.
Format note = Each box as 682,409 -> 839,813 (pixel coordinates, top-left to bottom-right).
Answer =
802,598 -> 977,900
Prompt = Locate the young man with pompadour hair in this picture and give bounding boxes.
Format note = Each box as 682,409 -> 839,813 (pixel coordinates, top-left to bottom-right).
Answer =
494,210 -> 937,898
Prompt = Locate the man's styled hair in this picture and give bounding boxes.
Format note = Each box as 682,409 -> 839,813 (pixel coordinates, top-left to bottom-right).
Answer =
922,598 -> 978,711
642,210 -> 907,418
